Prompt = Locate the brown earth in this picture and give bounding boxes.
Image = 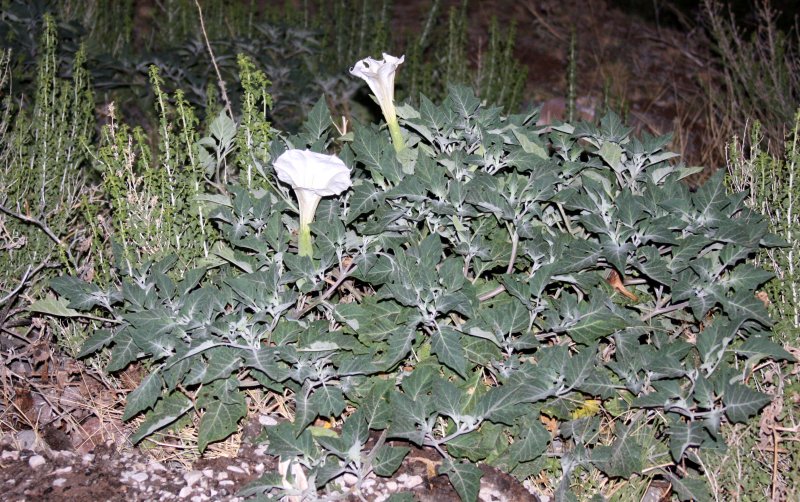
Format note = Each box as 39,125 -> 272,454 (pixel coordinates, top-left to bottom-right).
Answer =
0,421 -> 541,501
393,0 -> 720,187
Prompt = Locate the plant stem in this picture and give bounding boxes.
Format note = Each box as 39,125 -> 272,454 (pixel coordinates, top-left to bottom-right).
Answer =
0,203 -> 75,267
298,224 -> 313,258
387,119 -> 405,152
290,262 -> 358,319
194,0 -> 233,119
640,300 -> 690,322
478,285 -> 505,302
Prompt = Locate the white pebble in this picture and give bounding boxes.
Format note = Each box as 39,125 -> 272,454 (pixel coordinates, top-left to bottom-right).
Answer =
1,451 -> 19,461
226,465 -> 245,474
219,480 -> 235,486
258,415 -> 278,426
216,471 -> 229,481
28,455 -> 46,468
340,473 -> 358,486
202,468 -> 214,478
130,472 -> 148,483
15,430 -> 37,450
53,466 -> 73,475
385,481 -> 398,491
53,478 -> 67,487
150,461 -> 167,472
401,474 -> 423,488
179,486 -> 193,498
184,470 -> 203,487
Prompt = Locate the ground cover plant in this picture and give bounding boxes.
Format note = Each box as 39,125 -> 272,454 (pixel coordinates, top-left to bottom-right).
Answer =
1,1 -> 799,500
47,52 -> 796,499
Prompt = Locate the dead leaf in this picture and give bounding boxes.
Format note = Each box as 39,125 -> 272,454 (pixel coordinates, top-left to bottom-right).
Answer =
540,414 -> 558,434
756,290 -> 770,308
607,269 -> 638,301
13,385 -> 35,424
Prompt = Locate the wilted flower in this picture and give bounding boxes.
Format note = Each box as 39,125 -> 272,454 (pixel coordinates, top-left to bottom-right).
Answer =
274,149 -> 352,257
350,53 -> 405,151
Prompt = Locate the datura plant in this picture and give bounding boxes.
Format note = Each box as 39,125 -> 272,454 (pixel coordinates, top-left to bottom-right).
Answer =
350,53 -> 405,152
274,149 -> 352,258
54,86 -> 794,501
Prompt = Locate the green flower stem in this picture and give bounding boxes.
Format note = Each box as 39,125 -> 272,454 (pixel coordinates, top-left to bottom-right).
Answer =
387,119 -> 405,153
298,223 -> 313,258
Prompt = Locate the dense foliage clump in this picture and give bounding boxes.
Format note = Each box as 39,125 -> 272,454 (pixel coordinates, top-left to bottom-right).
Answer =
53,85 -> 793,500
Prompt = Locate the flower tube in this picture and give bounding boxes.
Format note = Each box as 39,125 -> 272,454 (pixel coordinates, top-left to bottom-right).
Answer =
274,149 -> 352,258
350,53 -> 405,152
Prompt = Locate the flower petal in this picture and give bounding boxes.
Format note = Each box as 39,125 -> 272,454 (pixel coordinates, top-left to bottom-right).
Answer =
273,149 -> 352,197
295,188 -> 322,227
350,53 -> 405,123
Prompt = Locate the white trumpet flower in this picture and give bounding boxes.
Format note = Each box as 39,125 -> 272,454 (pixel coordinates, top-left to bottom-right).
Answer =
350,53 -> 405,152
274,149 -> 352,257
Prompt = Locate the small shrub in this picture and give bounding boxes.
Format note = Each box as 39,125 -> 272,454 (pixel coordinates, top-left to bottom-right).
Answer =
727,110 -> 800,339
55,83 -> 793,500
0,15 -> 94,319
718,109 -> 800,501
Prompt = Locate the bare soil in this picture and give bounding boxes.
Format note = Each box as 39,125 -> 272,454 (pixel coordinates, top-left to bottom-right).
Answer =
0,422 -> 540,501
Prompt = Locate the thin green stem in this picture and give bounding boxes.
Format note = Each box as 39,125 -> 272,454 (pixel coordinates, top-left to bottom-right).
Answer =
387,119 -> 405,153
298,224 -> 313,258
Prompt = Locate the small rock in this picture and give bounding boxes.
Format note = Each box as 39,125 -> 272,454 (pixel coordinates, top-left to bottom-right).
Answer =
226,465 -> 245,474
53,478 -> 67,488
1,450 -> 19,461
340,473 -> 358,486
216,471 -> 229,481
53,466 -> 73,475
184,470 -> 203,487
82,453 -> 95,464
202,468 -> 214,478
28,455 -> 46,468
398,476 -> 422,488
15,430 -> 38,450
258,415 -> 278,426
254,462 -> 264,473
219,480 -> 235,487
179,486 -> 193,498
150,461 -> 167,472
130,472 -> 148,483
385,481 -> 398,491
